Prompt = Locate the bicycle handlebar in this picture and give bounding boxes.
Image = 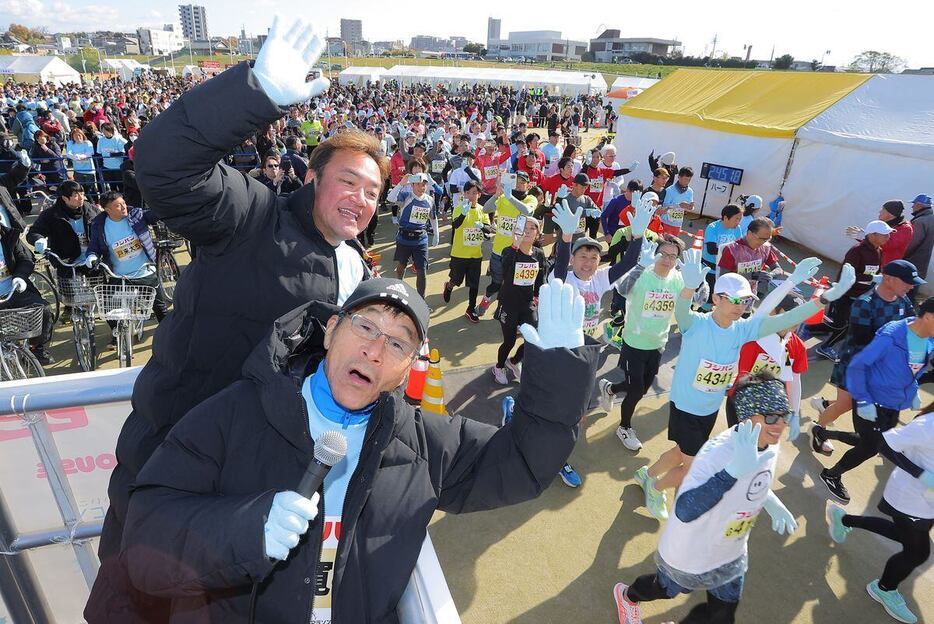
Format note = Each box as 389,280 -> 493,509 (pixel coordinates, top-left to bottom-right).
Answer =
97,262 -> 156,281
44,250 -> 88,268
0,287 -> 18,304
25,189 -> 53,202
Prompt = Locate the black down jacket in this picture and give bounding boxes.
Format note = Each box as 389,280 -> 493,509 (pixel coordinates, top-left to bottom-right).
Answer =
121,300 -> 598,623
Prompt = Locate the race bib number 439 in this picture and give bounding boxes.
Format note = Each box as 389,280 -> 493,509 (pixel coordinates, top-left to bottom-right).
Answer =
513,262 -> 539,287
642,290 -> 674,319
693,359 -> 737,393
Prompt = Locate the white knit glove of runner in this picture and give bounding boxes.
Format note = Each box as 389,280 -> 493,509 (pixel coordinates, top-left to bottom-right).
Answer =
253,15 -> 331,106
520,279 -> 585,350
677,248 -> 710,290
822,263 -> 856,302
552,200 -> 582,236
788,257 -> 821,285
638,240 -> 658,269
628,193 -> 657,238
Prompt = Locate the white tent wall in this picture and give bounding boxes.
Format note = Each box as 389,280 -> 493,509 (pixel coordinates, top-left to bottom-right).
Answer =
382,65 -> 606,96
337,67 -> 384,87
610,76 -> 659,91
613,116 -> 793,218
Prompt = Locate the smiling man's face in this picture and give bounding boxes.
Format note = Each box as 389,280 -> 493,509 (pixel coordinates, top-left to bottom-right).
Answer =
309,149 -> 383,245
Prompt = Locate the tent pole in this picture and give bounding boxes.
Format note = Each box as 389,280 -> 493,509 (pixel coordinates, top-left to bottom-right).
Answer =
779,137 -> 799,195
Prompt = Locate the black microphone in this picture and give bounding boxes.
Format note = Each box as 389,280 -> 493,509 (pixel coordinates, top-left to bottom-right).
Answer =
297,430 -> 348,499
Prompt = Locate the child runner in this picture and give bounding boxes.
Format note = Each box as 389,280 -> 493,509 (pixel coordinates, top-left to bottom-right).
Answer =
826,408 -> 934,624
443,180 -> 492,323
635,254 -> 853,520
614,374 -> 798,624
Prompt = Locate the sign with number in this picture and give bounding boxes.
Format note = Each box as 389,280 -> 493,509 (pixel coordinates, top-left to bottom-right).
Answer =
409,205 -> 430,225
750,352 -> 782,377
431,160 -> 446,173
462,228 -> 483,247
513,262 -> 539,287
701,162 -> 744,186
642,290 -> 675,319
497,215 -> 516,237
692,359 -> 737,393
723,513 -> 759,538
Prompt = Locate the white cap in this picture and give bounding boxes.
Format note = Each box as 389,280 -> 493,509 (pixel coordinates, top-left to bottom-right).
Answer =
865,220 -> 895,236
713,273 -> 757,299
744,195 -> 763,211
642,191 -> 659,205
660,151 -> 676,166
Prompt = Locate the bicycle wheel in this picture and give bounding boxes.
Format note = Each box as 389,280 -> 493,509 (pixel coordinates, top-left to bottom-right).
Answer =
71,308 -> 97,372
157,248 -> 180,304
10,345 -> 44,379
0,346 -> 14,381
30,272 -> 61,325
117,324 -> 133,368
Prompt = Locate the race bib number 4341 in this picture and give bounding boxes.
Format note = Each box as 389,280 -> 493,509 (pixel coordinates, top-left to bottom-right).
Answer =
693,359 -> 737,393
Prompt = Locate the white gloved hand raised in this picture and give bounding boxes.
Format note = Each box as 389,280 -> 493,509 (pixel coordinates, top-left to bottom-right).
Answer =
823,264 -> 856,302
552,199 -> 582,236
520,279 -> 585,350
253,15 -> 331,106
638,239 -> 659,269
725,420 -> 776,479
788,257 -> 821,285
677,248 -> 711,290
629,193 -> 658,238
627,160 -> 639,171
555,184 -> 570,200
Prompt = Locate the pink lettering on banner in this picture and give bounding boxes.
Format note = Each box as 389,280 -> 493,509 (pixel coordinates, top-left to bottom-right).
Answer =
36,453 -> 118,479
0,407 -> 89,442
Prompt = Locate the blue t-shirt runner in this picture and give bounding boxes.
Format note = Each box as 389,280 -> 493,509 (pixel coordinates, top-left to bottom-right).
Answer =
104,217 -> 149,276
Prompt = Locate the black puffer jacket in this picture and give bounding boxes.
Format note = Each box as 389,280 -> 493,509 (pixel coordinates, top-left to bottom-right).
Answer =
121,301 -> 598,623
26,197 -> 100,268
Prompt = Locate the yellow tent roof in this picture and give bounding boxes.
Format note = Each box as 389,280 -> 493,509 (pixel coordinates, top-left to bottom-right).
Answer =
619,69 -> 870,138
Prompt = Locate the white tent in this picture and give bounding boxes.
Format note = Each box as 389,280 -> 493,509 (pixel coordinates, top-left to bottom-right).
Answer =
101,58 -> 150,81
610,76 -> 659,91
338,66 -> 384,87
780,74 -> 934,287
382,65 -> 607,96
0,55 -> 80,86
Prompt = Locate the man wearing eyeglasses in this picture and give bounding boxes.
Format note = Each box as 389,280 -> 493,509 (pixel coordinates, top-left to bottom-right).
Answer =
120,277 -> 598,623
717,217 -> 781,296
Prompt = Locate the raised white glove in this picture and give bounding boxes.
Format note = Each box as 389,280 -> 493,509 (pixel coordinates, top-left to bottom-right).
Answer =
627,160 -> 639,171
264,491 -> 320,561
788,257 -> 821,285
11,277 -> 26,293
845,225 -> 864,240
638,239 -> 658,269
33,238 -> 48,254
552,200 -> 582,236
725,420 -> 776,479
253,15 -> 331,106
555,184 -> 569,200
629,193 -> 657,238
763,493 -> 798,536
677,248 -> 711,290
823,264 -> 856,302
585,208 -> 602,219
520,279 -> 585,350
501,175 -> 515,197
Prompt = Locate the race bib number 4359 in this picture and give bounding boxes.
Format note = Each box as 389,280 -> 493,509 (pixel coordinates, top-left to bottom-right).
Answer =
642,290 -> 674,319
693,359 -> 737,393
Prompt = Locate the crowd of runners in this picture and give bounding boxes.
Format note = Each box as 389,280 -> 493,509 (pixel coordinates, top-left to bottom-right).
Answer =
3,20 -> 934,624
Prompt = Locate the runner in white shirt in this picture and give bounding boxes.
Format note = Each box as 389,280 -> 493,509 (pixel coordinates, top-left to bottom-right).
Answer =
613,374 -> 798,624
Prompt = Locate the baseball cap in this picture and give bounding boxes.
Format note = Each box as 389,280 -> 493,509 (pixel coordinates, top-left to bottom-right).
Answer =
713,273 -> 757,299
642,191 -> 660,205
733,376 -> 790,423
573,173 -> 590,186
515,170 -> 530,181
882,200 -> 905,218
408,172 -> 430,184
911,194 -> 932,208
744,195 -> 763,211
864,220 -> 895,236
340,278 -> 429,343
883,259 -> 926,285
572,237 -> 602,254
659,152 -> 676,166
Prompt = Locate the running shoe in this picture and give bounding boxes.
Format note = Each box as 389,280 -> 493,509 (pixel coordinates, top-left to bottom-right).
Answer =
612,583 -> 643,624
598,378 -> 615,413
635,466 -> 668,520
811,424 -> 835,456
611,332 -> 624,349
391,216 -> 399,225
825,500 -> 852,544
505,358 -> 522,382
616,426 -> 642,451
815,344 -> 839,362
820,469 -> 850,504
491,366 -> 509,385
442,281 -> 453,303
866,580 -> 918,623
464,310 -> 480,324
810,396 -> 831,414
559,463 -> 582,488
476,296 -> 492,317
603,321 -> 618,344
501,395 -> 515,427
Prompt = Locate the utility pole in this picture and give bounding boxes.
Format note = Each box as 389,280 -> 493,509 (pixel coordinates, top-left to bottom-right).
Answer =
744,44 -> 753,62
710,34 -> 718,59
769,45 -> 775,65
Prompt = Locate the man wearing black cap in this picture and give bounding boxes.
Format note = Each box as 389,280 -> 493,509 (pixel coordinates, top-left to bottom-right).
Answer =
119,277 -> 597,623
878,200 -> 914,266
903,193 -> 934,290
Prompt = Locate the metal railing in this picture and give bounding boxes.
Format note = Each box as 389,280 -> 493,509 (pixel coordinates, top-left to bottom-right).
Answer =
0,368 -> 460,624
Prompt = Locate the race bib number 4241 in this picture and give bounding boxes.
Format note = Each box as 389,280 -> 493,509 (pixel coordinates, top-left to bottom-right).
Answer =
692,359 -> 737,393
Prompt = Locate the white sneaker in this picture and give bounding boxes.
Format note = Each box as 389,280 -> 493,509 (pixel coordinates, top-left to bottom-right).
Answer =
616,426 -> 642,451
612,583 -> 643,624
598,379 -> 615,412
491,366 -> 509,385
505,358 -> 522,382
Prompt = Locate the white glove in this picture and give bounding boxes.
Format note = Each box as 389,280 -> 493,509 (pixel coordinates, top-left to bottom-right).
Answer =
85,254 -> 98,269
555,184 -> 569,200
552,200 -> 582,236
677,248 -> 711,290
585,208 -> 602,219
17,149 -> 31,168
264,491 -> 320,561
845,225 -> 864,240
11,277 -> 26,293
763,493 -> 798,536
629,193 -> 658,238
501,175 -> 515,197
725,420 -> 776,479
638,239 -> 658,269
253,15 -> 331,106
431,226 -> 440,247
33,238 -> 48,254
627,160 -> 639,171
787,411 -> 801,442
823,264 -> 856,302
788,257 -> 821,285
520,279 -> 585,350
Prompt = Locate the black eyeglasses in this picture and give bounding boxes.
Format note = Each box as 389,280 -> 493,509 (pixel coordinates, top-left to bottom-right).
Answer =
344,313 -> 417,362
761,411 -> 791,425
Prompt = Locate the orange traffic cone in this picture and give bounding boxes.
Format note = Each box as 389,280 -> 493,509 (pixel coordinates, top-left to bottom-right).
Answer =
805,276 -> 831,326
404,343 -> 430,404
420,348 -> 447,416
691,229 -> 704,250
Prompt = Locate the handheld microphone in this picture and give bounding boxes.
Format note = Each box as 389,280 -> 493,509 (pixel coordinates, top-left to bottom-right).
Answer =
297,430 -> 348,499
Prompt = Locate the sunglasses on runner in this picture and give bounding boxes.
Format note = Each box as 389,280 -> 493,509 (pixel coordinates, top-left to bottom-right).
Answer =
721,295 -> 755,307
761,411 -> 791,425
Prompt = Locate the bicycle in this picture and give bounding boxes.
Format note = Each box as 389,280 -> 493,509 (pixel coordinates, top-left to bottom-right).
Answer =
23,190 -> 61,323
46,251 -> 102,372
94,263 -> 157,368
0,288 -> 46,381
151,221 -> 183,304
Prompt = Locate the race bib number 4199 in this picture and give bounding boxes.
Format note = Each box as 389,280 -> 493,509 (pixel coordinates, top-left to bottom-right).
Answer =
692,359 -> 737,393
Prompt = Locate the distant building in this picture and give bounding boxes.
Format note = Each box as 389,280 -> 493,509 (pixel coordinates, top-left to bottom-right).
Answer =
789,60 -> 814,71
589,29 -> 680,62
138,27 -> 185,55
487,18 -> 501,50
326,37 -> 346,57
373,40 -> 403,54
902,67 -> 934,75
340,19 -> 363,45
178,4 -> 209,41
487,29 -> 587,62
56,35 -> 74,53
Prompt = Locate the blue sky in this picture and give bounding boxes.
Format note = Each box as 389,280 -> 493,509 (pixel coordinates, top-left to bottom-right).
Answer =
2,0 -> 932,68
